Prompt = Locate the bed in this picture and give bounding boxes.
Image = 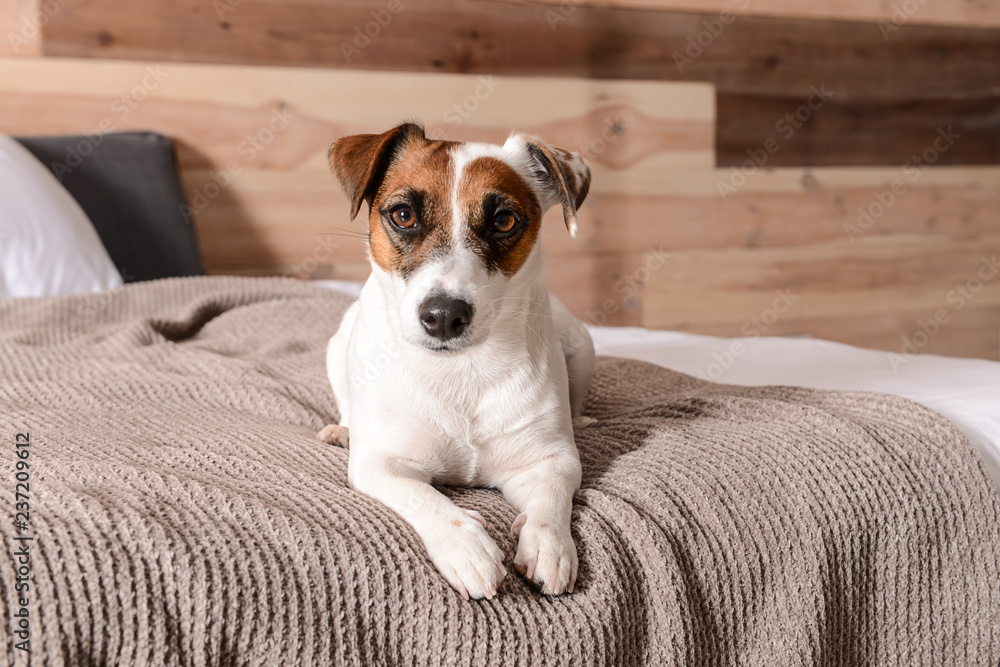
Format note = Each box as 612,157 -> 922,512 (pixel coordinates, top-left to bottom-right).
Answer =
1,133 -> 998,666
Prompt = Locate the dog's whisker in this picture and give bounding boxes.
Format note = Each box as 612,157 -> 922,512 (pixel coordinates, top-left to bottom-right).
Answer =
312,231 -> 369,241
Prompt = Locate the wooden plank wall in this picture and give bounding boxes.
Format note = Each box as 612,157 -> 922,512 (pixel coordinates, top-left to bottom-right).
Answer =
496,0 -> 1000,28
23,0 -> 1000,168
25,1 -> 1000,91
0,0 -> 40,56
9,0 -> 1000,171
0,57 -> 714,326
1,1 -> 998,360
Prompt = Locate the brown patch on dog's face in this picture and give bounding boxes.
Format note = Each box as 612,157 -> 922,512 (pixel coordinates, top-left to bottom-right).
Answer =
455,157 -> 542,277
367,138 -> 458,278
330,123 -> 422,221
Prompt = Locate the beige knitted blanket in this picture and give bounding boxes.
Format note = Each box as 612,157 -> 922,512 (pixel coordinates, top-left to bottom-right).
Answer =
1,276 -> 997,666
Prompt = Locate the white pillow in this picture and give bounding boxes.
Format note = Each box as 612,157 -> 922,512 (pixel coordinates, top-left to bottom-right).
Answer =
0,134 -> 123,298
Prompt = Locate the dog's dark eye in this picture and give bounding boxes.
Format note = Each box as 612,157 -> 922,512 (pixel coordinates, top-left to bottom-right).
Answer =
390,205 -> 417,229
493,210 -> 518,234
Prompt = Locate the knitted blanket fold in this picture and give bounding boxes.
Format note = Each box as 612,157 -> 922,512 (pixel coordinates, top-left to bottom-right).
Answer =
1,276 -> 997,666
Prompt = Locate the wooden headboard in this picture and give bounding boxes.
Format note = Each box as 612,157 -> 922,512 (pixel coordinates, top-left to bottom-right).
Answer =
2,0 -> 998,360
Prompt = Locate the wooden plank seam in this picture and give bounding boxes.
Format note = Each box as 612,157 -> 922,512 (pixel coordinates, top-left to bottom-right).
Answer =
667,0 -> 751,75
878,0 -> 935,39
180,103 -> 297,224
716,85 -> 835,199
844,125 -> 962,243
581,246 -> 672,327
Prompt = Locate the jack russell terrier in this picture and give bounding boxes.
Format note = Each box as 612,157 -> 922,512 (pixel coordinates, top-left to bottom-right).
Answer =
318,123 -> 595,600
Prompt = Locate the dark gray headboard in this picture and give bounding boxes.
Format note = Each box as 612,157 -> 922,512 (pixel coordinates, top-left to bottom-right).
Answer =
15,131 -> 206,283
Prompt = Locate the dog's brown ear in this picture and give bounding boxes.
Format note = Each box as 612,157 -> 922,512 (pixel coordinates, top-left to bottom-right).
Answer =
523,139 -> 591,238
328,123 -> 425,220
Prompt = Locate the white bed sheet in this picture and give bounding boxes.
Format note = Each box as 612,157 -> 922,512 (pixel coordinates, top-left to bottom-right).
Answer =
313,280 -> 1000,492
589,327 -> 1000,491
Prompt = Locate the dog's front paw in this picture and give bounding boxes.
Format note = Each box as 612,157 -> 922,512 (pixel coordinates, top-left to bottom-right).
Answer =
317,424 -> 350,448
572,416 -> 597,429
512,514 -> 578,595
426,513 -> 506,601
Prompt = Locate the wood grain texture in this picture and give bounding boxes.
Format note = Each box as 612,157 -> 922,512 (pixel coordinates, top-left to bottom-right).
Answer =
642,235 -> 1000,335
561,167 -> 1000,255
685,307 -> 1000,361
718,90 -> 1000,167
180,164 -> 1000,264
180,165 -> 651,329
0,57 -> 712,174
36,0 -> 1000,98
4,54 -> 997,357
496,0 -> 1000,30
0,0 -> 41,55
0,55 -> 711,329
182,161 -> 1000,342
0,56 -> 712,331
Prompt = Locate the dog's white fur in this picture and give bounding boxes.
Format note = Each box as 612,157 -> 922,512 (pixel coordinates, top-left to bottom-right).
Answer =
320,131 -> 594,600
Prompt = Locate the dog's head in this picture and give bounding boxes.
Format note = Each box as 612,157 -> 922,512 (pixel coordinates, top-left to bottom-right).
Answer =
329,123 -> 590,353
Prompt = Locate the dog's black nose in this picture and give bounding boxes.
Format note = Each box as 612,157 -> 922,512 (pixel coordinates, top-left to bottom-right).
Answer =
419,296 -> 473,342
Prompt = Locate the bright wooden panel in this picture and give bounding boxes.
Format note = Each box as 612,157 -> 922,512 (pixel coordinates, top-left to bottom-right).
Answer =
0,55 -> 712,331
0,56 -> 713,176
181,165 -> 1000,267
497,0 -> 1000,29
0,0 -> 40,56
642,235 -> 1000,328
555,167 -> 1000,255
181,161 -> 1000,341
